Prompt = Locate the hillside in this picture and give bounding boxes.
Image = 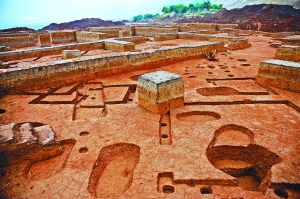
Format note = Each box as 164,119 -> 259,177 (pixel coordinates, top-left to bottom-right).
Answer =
211,0 -> 300,9
40,18 -> 125,31
176,4 -> 300,32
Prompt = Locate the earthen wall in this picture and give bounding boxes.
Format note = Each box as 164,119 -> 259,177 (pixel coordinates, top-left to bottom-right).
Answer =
256,60 -> 300,93
275,45 -> 300,61
0,42 -> 224,93
104,40 -> 135,52
50,31 -> 76,44
114,36 -> 146,44
134,27 -> 178,37
228,39 -> 251,50
76,31 -> 108,42
0,41 -> 104,62
154,33 -> 178,41
0,36 -> 36,48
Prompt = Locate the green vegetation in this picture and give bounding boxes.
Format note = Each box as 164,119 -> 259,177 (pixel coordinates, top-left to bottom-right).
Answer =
131,0 -> 223,22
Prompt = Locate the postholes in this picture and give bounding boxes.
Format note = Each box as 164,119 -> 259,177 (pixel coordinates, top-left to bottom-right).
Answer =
176,111 -> 221,123
157,172 -> 175,193
0,109 -> 5,114
200,186 -> 212,194
206,125 -> 282,192
159,112 -> 171,145
241,64 -> 251,67
87,143 -> 140,197
79,131 -> 89,136
79,147 -> 88,153
238,59 -> 247,62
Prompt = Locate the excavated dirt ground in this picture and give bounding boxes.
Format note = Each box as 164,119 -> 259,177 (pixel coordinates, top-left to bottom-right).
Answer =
0,35 -> 300,198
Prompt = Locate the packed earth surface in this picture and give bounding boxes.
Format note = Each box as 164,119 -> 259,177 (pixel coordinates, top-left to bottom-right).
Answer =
0,22 -> 299,199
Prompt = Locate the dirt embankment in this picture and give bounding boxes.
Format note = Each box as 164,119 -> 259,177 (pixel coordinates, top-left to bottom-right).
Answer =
176,4 -> 300,32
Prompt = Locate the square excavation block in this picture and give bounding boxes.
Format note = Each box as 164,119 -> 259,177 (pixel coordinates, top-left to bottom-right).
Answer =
275,45 -> 300,61
256,59 -> 300,92
138,71 -> 184,114
62,50 -> 81,59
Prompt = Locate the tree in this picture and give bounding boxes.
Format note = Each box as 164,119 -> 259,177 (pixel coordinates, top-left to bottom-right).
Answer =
162,6 -> 170,13
203,0 -> 211,10
132,15 -> 143,22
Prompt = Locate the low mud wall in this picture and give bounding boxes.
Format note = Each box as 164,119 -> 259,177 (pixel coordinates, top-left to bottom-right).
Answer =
272,32 -> 295,39
281,37 -> 300,46
104,40 -> 135,52
256,59 -> 300,93
216,24 -> 237,31
0,36 -> 36,48
114,36 -> 146,44
228,39 -> 251,50
191,30 -> 217,34
154,33 -> 178,41
0,41 -> 104,62
89,27 -> 122,38
134,27 -> 178,37
189,23 -> 217,30
177,33 -> 210,41
0,42 -> 224,94
50,31 -> 76,44
275,45 -> 300,61
76,31 -> 108,42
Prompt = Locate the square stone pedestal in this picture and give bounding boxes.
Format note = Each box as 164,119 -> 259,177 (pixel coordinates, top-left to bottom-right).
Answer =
138,71 -> 184,114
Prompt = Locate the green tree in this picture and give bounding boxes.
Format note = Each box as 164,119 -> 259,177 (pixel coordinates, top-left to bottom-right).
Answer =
203,0 -> 211,10
132,15 -> 143,22
162,6 -> 170,13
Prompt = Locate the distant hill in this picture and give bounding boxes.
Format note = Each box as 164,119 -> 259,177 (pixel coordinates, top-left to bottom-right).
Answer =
212,0 -> 300,9
176,4 -> 300,32
0,27 -> 36,33
40,18 -> 125,31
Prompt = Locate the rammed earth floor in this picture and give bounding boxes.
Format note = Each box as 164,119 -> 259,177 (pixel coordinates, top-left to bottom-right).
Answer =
0,33 -> 300,198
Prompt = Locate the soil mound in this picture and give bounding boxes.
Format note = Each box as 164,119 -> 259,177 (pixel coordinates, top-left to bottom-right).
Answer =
40,18 -> 125,31
176,4 -> 300,32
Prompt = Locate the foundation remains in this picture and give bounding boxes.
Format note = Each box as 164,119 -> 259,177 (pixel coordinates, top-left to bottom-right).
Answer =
0,22 -> 299,199
137,71 -> 184,114
256,59 -> 300,92
275,45 -> 300,61
62,50 -> 81,59
38,33 -> 52,47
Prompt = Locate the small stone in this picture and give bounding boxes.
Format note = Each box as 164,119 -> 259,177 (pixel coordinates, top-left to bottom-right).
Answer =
0,123 -> 15,143
33,125 -> 56,145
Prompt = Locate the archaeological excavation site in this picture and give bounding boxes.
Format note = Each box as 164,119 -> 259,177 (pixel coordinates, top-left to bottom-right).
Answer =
0,17 -> 300,198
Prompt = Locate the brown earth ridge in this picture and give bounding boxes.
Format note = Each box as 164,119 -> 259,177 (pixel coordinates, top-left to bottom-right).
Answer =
176,4 -> 300,32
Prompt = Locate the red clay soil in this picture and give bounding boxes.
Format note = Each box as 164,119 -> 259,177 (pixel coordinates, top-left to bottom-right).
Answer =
0,35 -> 300,198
